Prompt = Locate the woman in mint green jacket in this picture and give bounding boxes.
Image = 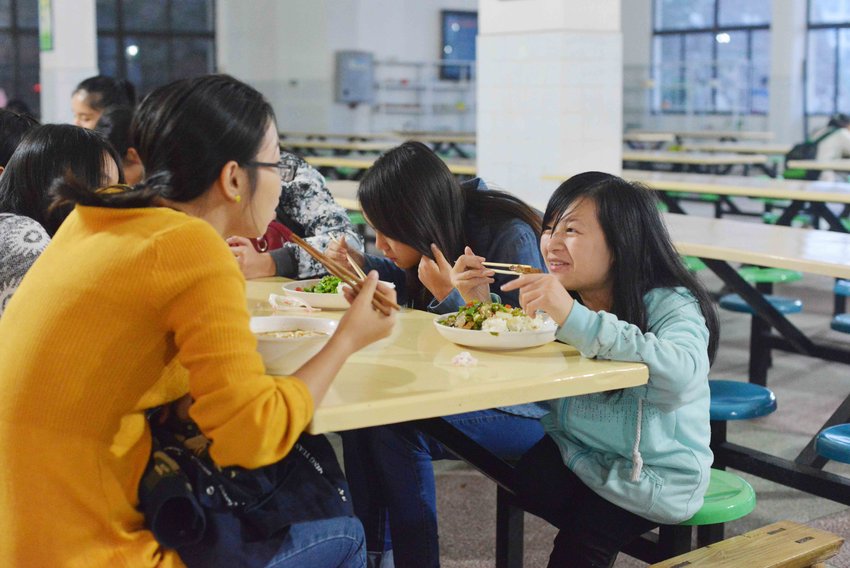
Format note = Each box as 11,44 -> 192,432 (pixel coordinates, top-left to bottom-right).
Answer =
499,171 -> 720,568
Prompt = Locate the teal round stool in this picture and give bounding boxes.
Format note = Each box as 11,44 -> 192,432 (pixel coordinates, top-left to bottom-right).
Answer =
709,380 -> 777,421
681,468 -> 756,526
835,280 -> 850,297
816,424 -> 850,464
719,293 -> 803,315
832,314 -> 850,334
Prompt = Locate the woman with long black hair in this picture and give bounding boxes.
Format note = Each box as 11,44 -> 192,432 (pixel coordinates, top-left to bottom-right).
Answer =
0,75 -> 396,567
328,141 -> 547,567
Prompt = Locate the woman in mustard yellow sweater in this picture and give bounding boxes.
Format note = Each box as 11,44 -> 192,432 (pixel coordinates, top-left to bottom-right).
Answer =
0,75 -> 396,567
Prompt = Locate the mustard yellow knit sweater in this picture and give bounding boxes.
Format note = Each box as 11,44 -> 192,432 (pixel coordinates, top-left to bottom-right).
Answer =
0,206 -> 313,566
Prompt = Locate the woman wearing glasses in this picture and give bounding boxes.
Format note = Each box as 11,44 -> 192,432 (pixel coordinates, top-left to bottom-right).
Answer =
226,153 -> 365,280
0,74 -> 395,567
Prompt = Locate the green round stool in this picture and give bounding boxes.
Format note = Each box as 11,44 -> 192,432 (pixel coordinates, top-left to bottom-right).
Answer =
681,468 -> 756,526
638,468 -> 756,562
737,266 -> 803,285
683,256 -> 707,272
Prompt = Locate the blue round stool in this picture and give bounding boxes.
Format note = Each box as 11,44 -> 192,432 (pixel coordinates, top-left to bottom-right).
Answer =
718,293 -> 803,315
709,380 -> 777,421
816,424 -> 850,464
832,314 -> 850,334
835,280 -> 850,297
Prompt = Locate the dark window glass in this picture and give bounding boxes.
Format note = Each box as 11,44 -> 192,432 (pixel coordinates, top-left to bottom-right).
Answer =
655,0 -> 714,31
122,0 -> 168,32
96,0 -> 216,98
16,0 -> 38,28
17,31 -> 38,112
172,0 -> 213,32
0,31 -> 13,100
809,0 -> 850,25
172,38 -> 214,80
718,0 -> 770,27
0,0 -> 11,28
96,0 -> 117,31
97,37 -> 119,77
123,36 -> 169,96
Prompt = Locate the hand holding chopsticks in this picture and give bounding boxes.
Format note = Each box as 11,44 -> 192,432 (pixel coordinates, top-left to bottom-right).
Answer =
289,233 -> 400,314
480,261 -> 542,275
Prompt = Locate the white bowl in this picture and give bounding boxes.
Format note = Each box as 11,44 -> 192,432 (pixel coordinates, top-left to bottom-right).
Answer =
251,316 -> 337,374
433,313 -> 557,351
281,278 -> 395,311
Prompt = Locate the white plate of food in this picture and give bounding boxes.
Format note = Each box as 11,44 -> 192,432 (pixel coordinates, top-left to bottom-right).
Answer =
281,276 -> 395,310
251,316 -> 338,374
433,302 -> 557,350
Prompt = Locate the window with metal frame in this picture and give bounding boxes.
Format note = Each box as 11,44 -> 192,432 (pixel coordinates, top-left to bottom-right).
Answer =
651,0 -> 771,116
0,0 -> 40,118
96,0 -> 216,99
806,0 -> 850,123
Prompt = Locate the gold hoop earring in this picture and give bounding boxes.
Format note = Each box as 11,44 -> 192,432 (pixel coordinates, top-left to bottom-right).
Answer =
234,194 -> 242,203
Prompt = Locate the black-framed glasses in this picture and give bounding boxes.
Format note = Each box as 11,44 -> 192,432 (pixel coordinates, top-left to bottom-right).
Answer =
244,156 -> 299,183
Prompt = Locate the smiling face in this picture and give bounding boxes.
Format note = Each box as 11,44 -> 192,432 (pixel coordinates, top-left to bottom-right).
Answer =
541,197 -> 614,304
71,91 -> 102,129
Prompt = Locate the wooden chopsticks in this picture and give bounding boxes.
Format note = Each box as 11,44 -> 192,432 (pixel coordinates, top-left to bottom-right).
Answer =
481,262 -> 542,275
288,233 -> 400,313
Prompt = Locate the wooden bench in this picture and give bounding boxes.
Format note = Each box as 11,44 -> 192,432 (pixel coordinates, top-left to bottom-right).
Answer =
649,520 -> 843,568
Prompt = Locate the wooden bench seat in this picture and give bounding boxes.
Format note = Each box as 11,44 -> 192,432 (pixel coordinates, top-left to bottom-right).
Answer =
649,520 -> 843,568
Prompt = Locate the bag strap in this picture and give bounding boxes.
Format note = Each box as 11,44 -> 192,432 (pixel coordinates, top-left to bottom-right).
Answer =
810,127 -> 839,145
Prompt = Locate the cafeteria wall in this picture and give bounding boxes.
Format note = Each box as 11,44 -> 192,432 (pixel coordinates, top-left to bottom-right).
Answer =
216,0 -> 477,134
38,0 -> 98,124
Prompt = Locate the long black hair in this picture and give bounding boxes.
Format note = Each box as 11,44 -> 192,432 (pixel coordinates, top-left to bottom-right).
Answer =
0,108 -> 39,167
0,124 -> 124,236
73,75 -> 137,111
545,171 -> 719,363
53,74 -> 276,210
358,141 -> 540,306
94,105 -> 134,159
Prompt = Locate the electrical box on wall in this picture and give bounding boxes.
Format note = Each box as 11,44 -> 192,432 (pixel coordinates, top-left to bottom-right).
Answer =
334,51 -> 375,104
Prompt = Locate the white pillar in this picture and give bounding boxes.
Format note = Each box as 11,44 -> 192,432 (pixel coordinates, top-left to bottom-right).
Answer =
39,0 -> 98,124
477,0 -> 623,207
768,0 -> 807,143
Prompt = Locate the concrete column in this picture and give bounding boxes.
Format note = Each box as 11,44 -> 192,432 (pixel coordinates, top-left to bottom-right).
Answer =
477,0 -> 622,207
39,0 -> 98,124
768,0 -> 807,143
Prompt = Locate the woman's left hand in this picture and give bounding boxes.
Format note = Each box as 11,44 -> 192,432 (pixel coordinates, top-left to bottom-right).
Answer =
418,244 -> 455,301
500,273 -> 574,326
226,236 -> 276,279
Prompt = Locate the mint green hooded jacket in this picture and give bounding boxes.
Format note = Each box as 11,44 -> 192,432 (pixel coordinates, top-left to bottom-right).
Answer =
544,287 -> 712,524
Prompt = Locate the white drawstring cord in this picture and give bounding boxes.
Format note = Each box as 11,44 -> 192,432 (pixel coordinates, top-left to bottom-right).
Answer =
631,398 -> 644,482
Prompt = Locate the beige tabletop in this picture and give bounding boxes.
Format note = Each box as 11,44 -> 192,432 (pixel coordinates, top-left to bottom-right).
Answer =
625,169 -> 850,204
279,131 -> 393,141
679,143 -> 792,156
623,150 -> 769,166
623,132 -> 676,143
281,140 -> 394,153
395,134 -> 476,145
305,155 -> 477,176
787,159 -> 850,172
663,130 -> 774,141
663,213 -> 850,279
246,279 -> 648,434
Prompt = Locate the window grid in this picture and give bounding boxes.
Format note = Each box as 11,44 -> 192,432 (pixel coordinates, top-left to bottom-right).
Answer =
806,2 -> 850,121
96,0 -> 216,98
651,1 -> 770,115
0,0 -> 40,117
